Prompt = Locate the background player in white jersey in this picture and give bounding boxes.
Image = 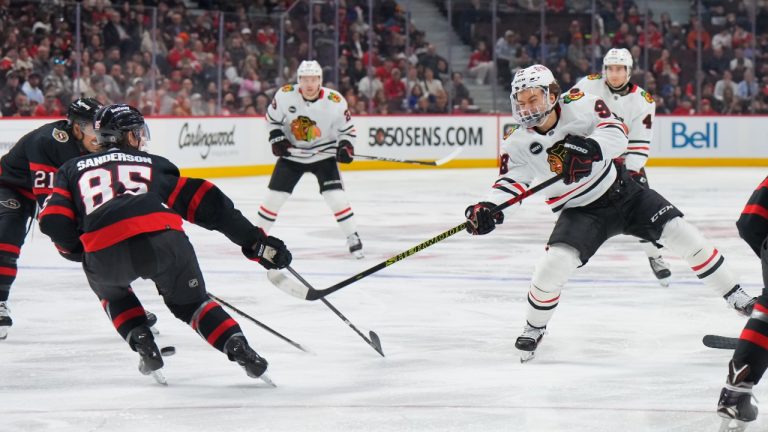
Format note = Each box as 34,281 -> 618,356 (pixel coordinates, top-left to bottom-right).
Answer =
573,48 -> 671,286
258,60 -> 363,258
464,65 -> 756,362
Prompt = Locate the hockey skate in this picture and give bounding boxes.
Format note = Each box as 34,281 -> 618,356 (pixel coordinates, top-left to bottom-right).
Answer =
718,361 -> 758,432
647,256 -> 671,287
724,286 -> 757,317
0,301 -> 11,340
515,323 -> 546,363
127,325 -> 166,385
225,334 -> 275,386
347,232 -> 364,259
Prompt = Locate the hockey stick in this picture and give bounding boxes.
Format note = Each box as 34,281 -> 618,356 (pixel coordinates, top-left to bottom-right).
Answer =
289,147 -> 463,166
267,174 -> 565,301
703,334 -> 739,350
208,293 -> 310,353
286,266 -> 384,357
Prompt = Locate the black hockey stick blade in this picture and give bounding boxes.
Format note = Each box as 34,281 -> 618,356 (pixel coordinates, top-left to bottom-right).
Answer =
369,331 -> 384,356
267,174 -> 565,301
703,334 -> 739,350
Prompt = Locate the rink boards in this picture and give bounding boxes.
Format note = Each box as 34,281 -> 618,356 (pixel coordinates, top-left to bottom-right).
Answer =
0,115 -> 765,177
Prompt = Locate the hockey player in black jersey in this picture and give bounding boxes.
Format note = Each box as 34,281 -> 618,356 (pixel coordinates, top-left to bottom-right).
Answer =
716,176 -> 768,429
0,97 -> 102,340
39,104 -> 292,384
464,65 -> 756,363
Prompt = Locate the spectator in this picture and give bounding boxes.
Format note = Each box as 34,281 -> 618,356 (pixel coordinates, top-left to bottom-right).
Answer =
639,22 -> 663,50
167,36 -> 195,71
732,24 -> 753,50
92,62 -> 121,102
454,97 -> 475,113
102,9 -> 130,53
21,71 -> 44,104
0,70 -> 21,116
671,98 -> 694,115
430,89 -> 449,113
705,47 -> 731,77
737,69 -> 759,101
10,93 -> 31,117
446,72 -> 471,105
687,18 -> 711,50
33,91 -> 63,116
43,58 -> 73,102
730,47 -> 754,77
496,30 -> 519,85
407,84 -> 425,112
653,49 -> 681,79
715,70 -> 740,102
567,33 -> 587,66
15,47 -> 33,72
383,67 -> 406,109
467,41 -> 493,85
421,67 -> 444,96
699,97 -> 716,114
720,86 -> 741,114
358,67 -> 383,100
664,21 -> 686,51
712,27 -> 733,51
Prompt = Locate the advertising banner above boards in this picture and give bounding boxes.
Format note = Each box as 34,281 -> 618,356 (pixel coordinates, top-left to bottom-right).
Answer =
0,115 -> 765,179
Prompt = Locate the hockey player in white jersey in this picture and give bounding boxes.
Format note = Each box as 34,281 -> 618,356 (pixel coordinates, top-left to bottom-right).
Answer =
464,64 -> 756,362
573,48 -> 671,286
258,60 -> 363,258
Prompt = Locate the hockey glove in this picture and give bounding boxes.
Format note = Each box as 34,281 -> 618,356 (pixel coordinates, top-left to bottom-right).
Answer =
561,135 -> 603,185
57,243 -> 84,263
242,234 -> 292,270
336,140 -> 354,164
269,130 -> 292,157
465,201 -> 504,235
628,168 -> 649,189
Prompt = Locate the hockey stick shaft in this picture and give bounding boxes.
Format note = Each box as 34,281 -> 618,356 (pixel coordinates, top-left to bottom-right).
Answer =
287,266 -> 384,356
208,293 -> 309,352
300,174 -> 564,300
318,149 -> 442,166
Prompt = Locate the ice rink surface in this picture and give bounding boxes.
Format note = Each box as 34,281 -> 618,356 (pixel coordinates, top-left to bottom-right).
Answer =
3,166 -> 768,432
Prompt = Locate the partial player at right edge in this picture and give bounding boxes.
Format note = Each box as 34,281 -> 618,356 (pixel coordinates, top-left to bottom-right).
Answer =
715,176 -> 768,431
572,48 -> 671,286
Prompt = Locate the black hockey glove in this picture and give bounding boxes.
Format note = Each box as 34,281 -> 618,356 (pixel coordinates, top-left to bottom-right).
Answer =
269,129 -> 292,157
336,140 -> 354,164
561,135 -> 603,185
465,201 -> 504,235
57,243 -> 84,263
242,233 -> 292,270
628,168 -> 649,189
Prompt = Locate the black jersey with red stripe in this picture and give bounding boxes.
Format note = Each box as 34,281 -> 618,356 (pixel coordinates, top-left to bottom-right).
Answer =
39,147 -> 262,253
736,176 -> 768,256
0,120 -> 86,205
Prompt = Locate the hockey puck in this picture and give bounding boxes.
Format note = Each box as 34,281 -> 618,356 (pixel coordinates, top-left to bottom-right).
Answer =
160,346 -> 176,356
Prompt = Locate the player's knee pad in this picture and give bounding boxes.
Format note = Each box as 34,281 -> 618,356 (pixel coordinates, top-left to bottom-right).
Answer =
257,190 -> 290,227
530,244 -> 581,301
322,189 -> 355,225
660,217 -> 737,291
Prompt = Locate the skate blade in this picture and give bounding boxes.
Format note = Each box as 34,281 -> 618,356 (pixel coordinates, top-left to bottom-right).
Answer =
719,417 -> 749,432
658,277 -> 671,287
519,350 -> 536,363
259,373 -> 277,388
150,326 -> 160,335
150,370 -> 168,386
351,251 -> 364,260
0,327 -> 8,340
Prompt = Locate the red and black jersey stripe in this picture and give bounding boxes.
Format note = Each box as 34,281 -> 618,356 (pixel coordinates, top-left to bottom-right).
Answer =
736,176 -> 768,256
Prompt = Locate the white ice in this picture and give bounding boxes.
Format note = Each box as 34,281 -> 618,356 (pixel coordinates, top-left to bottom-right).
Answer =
3,166 -> 767,432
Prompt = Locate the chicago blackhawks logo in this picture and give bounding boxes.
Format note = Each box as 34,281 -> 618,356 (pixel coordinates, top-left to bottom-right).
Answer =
503,124 -> 520,140
327,92 -> 341,103
563,88 -> 585,104
587,73 -> 602,80
545,140 -> 567,175
290,116 -> 322,141
641,90 -> 654,104
281,84 -> 295,92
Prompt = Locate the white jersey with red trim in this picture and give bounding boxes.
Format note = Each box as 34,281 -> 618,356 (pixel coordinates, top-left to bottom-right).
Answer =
488,91 -> 629,214
266,84 -> 356,165
572,74 -> 656,171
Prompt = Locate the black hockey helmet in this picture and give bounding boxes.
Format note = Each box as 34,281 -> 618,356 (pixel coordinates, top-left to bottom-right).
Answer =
93,104 -> 149,149
67,97 -> 102,126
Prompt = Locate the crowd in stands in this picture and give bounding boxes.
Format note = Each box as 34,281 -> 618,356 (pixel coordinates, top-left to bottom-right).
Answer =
1,0 -> 768,116
0,0 -> 475,118
454,0 -> 768,114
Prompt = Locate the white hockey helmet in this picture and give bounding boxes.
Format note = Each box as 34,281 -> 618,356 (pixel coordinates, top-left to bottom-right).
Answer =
602,48 -> 633,89
297,60 -> 323,81
510,64 -> 558,128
